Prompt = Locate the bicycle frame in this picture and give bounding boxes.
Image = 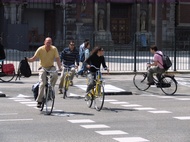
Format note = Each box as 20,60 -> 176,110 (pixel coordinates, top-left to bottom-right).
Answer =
62,65 -> 76,99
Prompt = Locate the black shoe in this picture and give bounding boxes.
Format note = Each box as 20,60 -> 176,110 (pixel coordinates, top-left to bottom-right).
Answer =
37,102 -> 42,108
147,82 -> 155,85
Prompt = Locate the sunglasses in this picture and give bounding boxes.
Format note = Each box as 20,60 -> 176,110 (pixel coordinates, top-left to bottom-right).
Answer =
70,44 -> 75,46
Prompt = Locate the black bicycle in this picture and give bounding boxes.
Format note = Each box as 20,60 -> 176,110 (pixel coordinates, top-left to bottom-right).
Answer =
133,69 -> 178,95
40,68 -> 57,115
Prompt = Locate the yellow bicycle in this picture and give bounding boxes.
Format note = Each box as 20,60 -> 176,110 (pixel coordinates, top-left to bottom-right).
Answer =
86,65 -> 105,111
63,65 -> 76,99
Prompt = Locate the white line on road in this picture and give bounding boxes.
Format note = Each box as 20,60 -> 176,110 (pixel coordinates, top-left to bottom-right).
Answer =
173,116 -> 190,120
133,107 -> 156,111
75,84 -> 125,92
0,118 -> 33,122
148,110 -> 172,114
80,124 -> 110,129
95,130 -> 128,135
122,104 -> 142,107
110,102 -> 129,104
68,119 -> 95,123
113,137 -> 149,142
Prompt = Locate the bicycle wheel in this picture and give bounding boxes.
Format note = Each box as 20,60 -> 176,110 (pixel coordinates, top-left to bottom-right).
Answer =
0,71 -> 15,82
94,84 -> 105,111
86,91 -> 93,108
45,87 -> 55,115
160,75 -> 177,95
63,75 -> 69,99
133,73 -> 150,91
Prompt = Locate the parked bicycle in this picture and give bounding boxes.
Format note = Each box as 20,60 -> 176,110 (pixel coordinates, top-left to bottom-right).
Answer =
133,67 -> 178,95
0,60 -> 15,82
40,67 -> 58,115
62,65 -> 77,99
86,65 -> 105,111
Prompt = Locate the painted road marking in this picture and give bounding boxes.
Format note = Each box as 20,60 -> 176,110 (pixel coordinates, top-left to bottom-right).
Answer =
95,130 -> 128,135
80,124 -> 110,129
113,137 -> 149,142
173,116 -> 190,120
148,110 -> 172,114
134,107 -> 156,111
110,102 -> 129,104
75,84 -> 125,92
174,98 -> 190,101
68,119 -> 95,123
122,104 -> 142,107
0,118 -> 33,122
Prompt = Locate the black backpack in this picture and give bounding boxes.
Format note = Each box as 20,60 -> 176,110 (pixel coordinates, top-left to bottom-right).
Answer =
16,57 -> 32,80
156,53 -> 172,70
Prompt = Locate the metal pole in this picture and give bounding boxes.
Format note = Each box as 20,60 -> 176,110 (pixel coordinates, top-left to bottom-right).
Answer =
62,0 -> 66,47
155,0 -> 162,50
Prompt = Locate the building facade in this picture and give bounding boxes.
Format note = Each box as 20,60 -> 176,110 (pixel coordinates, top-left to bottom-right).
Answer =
0,0 -> 190,51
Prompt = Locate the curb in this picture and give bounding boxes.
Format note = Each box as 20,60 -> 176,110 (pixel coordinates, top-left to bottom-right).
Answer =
104,91 -> 132,95
0,93 -> 6,97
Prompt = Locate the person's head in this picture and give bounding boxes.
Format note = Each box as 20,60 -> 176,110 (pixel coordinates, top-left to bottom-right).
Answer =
150,45 -> 158,53
44,37 -> 52,47
91,46 -> 104,56
84,39 -> 89,43
69,40 -> 75,51
84,41 -> 90,49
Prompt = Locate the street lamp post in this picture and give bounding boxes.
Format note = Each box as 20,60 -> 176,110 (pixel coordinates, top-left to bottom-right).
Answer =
155,0 -> 162,50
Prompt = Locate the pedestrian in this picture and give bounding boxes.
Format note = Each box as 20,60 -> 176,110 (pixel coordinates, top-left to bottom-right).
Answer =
58,40 -> 79,94
77,41 -> 90,76
84,46 -> 109,100
79,39 -> 89,62
147,45 -> 165,85
27,37 -> 62,108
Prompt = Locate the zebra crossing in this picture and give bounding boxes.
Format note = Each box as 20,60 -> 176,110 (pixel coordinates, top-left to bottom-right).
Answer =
4,82 -> 190,142
68,119 -> 149,142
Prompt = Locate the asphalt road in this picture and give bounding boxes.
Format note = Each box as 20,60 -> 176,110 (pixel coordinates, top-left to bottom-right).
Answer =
0,74 -> 190,142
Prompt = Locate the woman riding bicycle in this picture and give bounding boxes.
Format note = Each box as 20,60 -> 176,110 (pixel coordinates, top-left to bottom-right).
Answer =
84,46 -> 109,100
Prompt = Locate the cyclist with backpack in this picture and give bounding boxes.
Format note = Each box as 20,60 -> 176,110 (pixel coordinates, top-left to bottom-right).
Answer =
147,45 -> 165,85
27,37 -> 62,108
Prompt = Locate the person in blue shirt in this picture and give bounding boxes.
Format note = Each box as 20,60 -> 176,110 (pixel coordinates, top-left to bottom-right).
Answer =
77,41 -> 90,76
79,39 -> 89,62
58,40 -> 79,94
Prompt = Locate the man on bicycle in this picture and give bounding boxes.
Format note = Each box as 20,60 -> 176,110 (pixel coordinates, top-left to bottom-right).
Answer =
84,46 -> 109,100
147,45 -> 165,85
58,40 -> 79,94
27,37 -> 62,108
